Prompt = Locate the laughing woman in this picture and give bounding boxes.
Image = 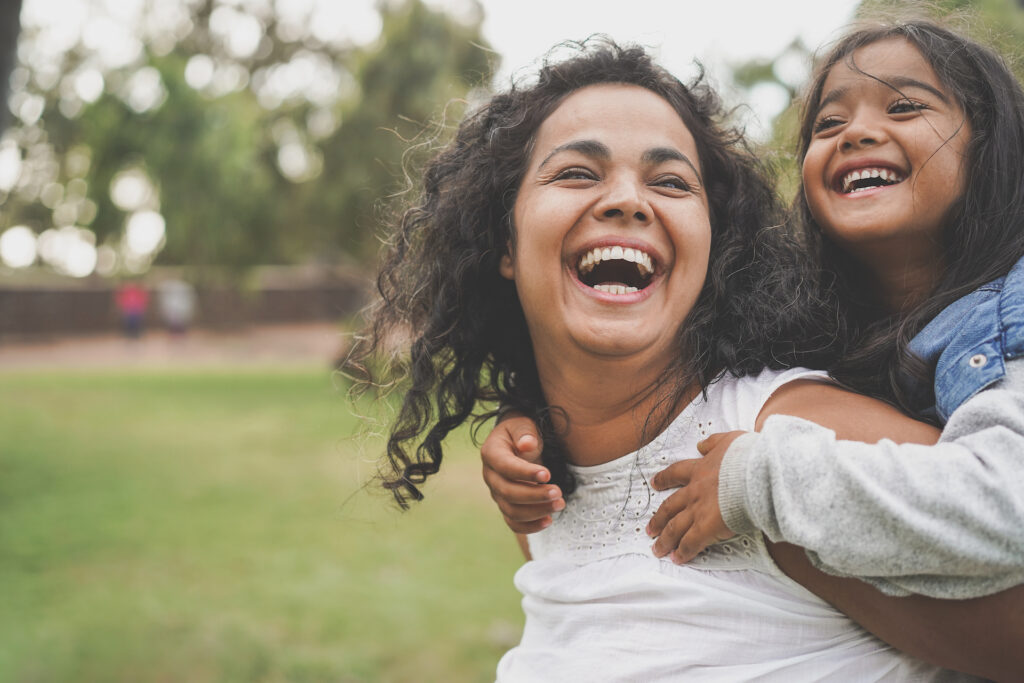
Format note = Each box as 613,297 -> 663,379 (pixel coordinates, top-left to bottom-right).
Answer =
347,41 -> 1019,680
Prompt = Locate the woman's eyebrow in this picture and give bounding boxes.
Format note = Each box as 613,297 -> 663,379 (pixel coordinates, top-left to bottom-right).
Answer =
537,140 -> 701,181
643,146 -> 701,181
537,140 -> 609,170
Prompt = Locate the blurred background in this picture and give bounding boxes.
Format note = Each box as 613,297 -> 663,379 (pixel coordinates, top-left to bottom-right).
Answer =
1,0 -> 1022,681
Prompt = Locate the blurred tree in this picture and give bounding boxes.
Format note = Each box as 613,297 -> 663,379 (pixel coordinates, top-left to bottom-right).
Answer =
0,0 -> 495,279
0,0 -> 22,132
857,0 -> 1024,78
309,0 -> 494,261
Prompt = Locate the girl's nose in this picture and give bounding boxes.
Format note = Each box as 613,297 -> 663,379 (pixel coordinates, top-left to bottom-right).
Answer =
593,177 -> 651,223
838,114 -> 888,151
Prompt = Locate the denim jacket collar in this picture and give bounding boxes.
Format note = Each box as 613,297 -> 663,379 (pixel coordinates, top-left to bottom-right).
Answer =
904,256 -> 1024,422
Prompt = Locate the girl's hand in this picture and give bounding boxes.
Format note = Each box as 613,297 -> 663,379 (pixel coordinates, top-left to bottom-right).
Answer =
647,431 -> 744,563
481,413 -> 564,533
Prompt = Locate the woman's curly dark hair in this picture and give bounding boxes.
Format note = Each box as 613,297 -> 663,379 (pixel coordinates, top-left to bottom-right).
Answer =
347,38 -> 838,508
794,20 -> 1024,412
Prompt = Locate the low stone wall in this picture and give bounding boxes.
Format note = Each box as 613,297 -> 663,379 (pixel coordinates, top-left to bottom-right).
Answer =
0,267 -> 370,340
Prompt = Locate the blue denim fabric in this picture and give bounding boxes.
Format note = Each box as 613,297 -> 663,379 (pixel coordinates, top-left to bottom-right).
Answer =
904,256 -> 1024,422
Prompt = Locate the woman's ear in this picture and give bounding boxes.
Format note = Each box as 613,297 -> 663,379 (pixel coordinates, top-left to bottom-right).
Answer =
499,245 -> 515,280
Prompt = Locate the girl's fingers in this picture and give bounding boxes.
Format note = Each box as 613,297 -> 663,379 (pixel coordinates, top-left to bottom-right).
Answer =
506,515 -> 553,535
497,497 -> 565,524
696,432 -> 728,455
672,528 -> 712,564
646,487 -> 690,539
483,465 -> 562,505
481,439 -> 551,484
652,505 -> 694,559
502,415 -> 544,458
697,430 -> 746,455
651,459 -> 695,491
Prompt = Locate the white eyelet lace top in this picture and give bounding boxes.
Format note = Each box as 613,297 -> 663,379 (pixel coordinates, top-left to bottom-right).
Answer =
496,368 -> 977,683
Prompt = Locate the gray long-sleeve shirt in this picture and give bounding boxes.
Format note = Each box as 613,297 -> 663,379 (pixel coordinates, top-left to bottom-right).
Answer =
718,359 -> 1024,598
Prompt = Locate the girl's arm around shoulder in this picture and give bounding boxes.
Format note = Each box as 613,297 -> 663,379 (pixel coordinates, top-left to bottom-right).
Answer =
725,363 -> 1024,598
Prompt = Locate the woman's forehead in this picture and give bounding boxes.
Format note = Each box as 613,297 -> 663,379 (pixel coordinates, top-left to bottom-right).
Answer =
530,84 -> 699,164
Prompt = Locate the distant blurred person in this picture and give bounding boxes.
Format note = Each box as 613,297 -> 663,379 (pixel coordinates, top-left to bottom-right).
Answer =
157,278 -> 196,336
115,280 -> 149,339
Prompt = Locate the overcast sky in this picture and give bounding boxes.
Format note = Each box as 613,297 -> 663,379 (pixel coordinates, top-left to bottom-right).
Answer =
469,0 -> 861,136
18,0 -> 862,135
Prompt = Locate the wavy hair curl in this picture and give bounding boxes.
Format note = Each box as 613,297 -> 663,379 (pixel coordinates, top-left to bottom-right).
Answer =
349,39 -> 836,507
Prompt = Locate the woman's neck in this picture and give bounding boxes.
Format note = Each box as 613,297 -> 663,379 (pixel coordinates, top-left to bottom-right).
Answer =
535,352 -> 693,467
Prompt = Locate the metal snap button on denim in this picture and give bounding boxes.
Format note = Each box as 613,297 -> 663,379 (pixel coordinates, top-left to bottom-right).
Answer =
969,354 -> 988,368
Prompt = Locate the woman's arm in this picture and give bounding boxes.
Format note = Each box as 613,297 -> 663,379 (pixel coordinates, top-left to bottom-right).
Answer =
748,379 -> 1024,679
768,542 -> 1024,682
650,375 -> 1024,678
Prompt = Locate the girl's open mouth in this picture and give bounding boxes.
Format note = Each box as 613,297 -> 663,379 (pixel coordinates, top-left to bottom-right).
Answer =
575,245 -> 656,295
836,167 -> 906,194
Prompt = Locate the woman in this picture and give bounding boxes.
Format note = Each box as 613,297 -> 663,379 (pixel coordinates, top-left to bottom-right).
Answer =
349,39 -> 1018,679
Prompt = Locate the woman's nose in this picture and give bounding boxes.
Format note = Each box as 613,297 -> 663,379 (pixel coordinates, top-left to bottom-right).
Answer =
593,177 -> 651,223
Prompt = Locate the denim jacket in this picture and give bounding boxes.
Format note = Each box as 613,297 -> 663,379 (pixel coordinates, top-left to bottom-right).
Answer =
903,256 -> 1024,422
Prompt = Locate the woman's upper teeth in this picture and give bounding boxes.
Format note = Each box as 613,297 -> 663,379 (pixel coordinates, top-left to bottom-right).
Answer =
578,246 -> 653,276
841,167 -> 905,193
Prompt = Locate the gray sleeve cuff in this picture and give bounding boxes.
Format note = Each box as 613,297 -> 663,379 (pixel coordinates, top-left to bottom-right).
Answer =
718,432 -> 760,535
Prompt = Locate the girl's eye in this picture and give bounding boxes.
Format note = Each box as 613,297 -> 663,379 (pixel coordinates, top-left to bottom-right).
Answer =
812,115 -> 843,134
653,175 -> 691,191
553,167 -> 597,181
888,98 -> 928,115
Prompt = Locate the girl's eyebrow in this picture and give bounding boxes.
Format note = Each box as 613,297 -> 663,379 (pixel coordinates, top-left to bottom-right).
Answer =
538,140 -> 702,181
817,75 -> 951,112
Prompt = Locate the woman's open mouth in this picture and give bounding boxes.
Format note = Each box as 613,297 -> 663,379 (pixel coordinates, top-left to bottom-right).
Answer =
575,245 -> 655,295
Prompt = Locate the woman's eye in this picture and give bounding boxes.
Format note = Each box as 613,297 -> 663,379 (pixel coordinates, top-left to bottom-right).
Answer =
812,115 -> 843,134
888,99 -> 928,115
653,176 -> 690,191
553,167 -> 596,181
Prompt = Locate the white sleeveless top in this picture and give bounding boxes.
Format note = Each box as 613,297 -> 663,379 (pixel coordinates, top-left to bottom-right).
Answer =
496,368 -> 975,682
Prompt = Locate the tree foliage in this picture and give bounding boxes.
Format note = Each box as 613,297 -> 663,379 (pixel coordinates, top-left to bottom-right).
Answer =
0,0 -> 495,278
0,0 -> 23,132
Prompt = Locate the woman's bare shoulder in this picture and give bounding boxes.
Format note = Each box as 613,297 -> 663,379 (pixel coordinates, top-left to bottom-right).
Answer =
757,379 -> 940,445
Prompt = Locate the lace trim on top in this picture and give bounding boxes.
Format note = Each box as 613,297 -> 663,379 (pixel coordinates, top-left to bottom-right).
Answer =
527,387 -> 776,573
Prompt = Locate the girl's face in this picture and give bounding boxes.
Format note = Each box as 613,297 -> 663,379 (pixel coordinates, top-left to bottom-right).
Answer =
802,38 -> 970,264
500,83 -> 711,372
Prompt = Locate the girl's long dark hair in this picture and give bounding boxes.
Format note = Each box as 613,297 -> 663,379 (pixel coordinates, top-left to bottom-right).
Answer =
348,39 -> 837,508
795,21 -> 1024,411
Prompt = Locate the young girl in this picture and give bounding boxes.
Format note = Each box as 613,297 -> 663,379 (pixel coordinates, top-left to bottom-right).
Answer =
352,38 -> 1019,680
483,21 -> 1024,604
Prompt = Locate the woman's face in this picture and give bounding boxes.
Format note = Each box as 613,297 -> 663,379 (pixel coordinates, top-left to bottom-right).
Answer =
500,83 -> 711,373
802,38 -> 970,265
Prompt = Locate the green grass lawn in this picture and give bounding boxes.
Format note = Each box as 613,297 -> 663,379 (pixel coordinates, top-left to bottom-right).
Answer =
0,369 -> 525,682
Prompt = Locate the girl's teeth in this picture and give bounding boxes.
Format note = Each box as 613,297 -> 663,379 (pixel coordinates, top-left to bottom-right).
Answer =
841,167 -> 905,193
